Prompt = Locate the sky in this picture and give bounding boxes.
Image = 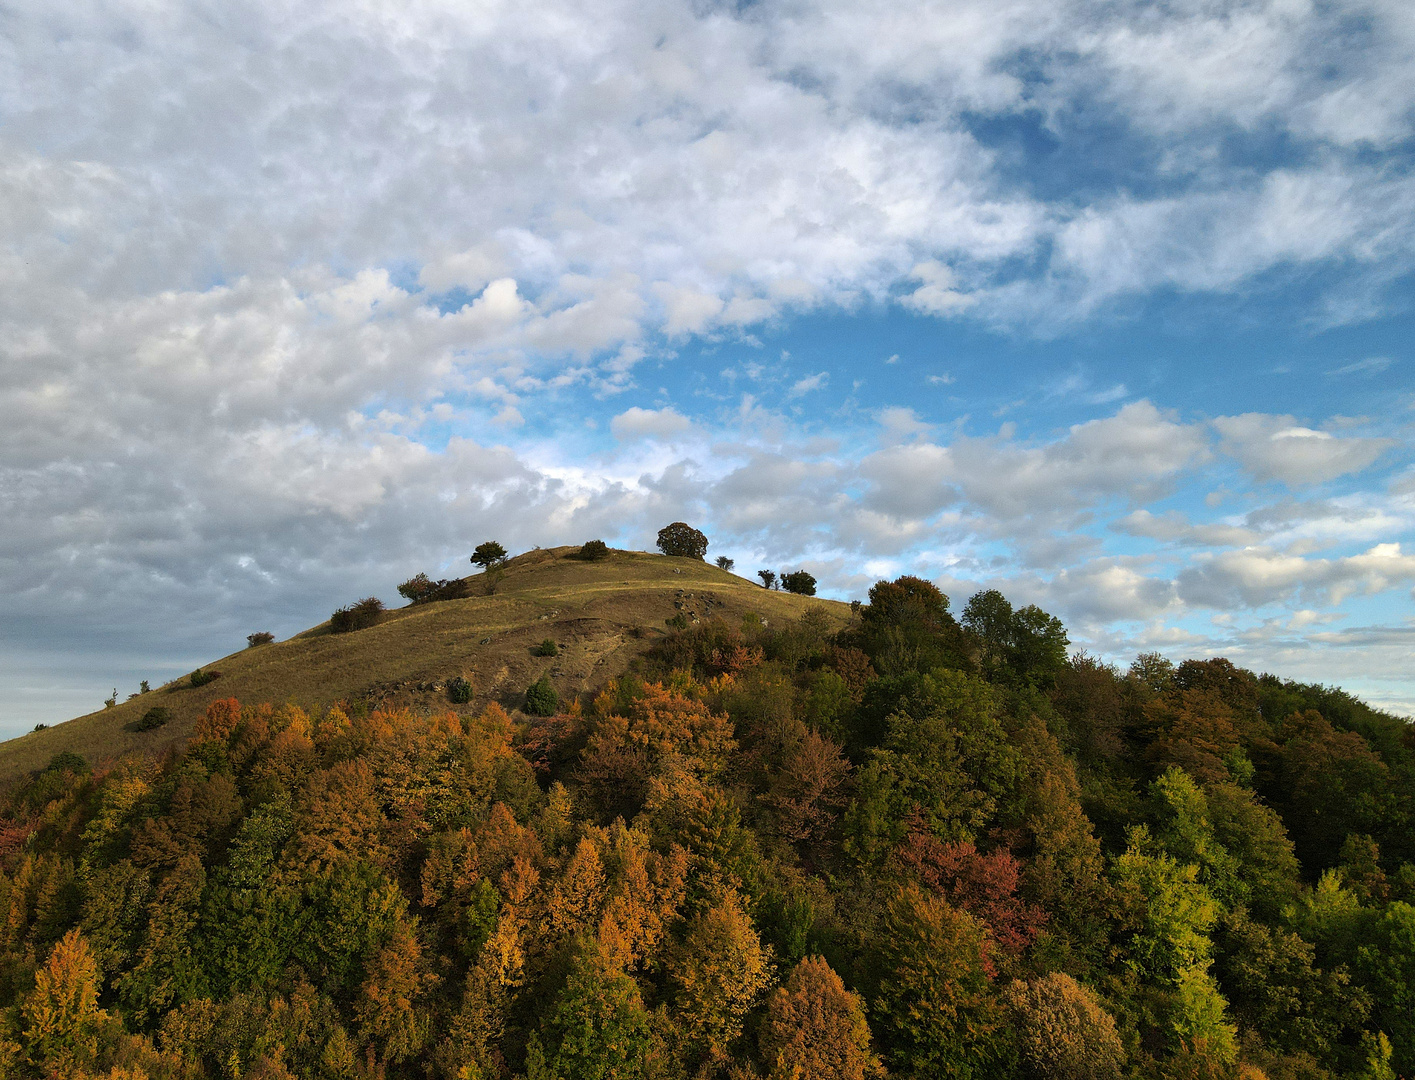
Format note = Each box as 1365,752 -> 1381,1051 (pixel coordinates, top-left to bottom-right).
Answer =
1,0 -> 1413,738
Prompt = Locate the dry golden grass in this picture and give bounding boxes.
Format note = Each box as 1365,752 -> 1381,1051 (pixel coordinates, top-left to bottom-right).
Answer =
0,547 -> 849,786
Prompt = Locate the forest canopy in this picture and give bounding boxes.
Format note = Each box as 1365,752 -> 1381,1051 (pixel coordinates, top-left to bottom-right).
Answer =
0,575 -> 1411,1080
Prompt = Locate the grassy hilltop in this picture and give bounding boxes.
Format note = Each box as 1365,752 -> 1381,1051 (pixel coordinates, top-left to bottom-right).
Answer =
0,547 -> 844,786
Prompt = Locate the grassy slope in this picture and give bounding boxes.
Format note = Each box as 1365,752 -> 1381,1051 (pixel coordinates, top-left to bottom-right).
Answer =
0,547 -> 848,786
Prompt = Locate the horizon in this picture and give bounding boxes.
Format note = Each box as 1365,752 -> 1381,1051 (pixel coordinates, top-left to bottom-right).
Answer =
2,0 -> 1412,738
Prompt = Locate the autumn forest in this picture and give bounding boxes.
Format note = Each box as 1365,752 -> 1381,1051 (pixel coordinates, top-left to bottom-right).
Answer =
1,572 -> 1413,1080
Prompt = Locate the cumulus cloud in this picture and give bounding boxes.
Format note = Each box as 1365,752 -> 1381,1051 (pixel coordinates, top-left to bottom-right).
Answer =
1178,543 -> 1415,609
1214,414 -> 1396,486
609,406 -> 693,441
3,0 -> 1415,729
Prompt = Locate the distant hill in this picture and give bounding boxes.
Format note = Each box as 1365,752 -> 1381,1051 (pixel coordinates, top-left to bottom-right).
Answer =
0,546 -> 844,786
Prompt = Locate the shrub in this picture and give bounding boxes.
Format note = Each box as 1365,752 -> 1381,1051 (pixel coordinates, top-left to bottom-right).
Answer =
578,539 -> 610,561
103,689 -> 117,708
135,706 -> 171,731
657,522 -> 709,560
31,723 -> 47,732
139,679 -> 150,693
447,677 -> 473,704
534,639 -> 559,657
525,676 -> 559,717
397,573 -> 469,605
247,631 -> 275,648
716,556 -> 735,571
189,669 -> 220,687
781,570 -> 818,596
666,613 -> 689,630
758,570 -> 778,590
330,597 -> 385,633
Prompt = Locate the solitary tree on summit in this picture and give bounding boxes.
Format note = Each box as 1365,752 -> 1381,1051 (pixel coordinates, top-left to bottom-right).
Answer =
657,522 -> 708,560
470,541 -> 508,571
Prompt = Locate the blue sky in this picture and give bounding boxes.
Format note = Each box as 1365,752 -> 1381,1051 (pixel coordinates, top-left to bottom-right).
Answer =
1,0 -> 1412,736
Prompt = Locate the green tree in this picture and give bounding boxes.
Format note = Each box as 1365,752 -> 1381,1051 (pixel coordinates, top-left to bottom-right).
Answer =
541,939 -> 654,1080
873,884 -> 1004,1080
844,670 -> 1018,862
656,522 -> 708,560
853,575 -> 970,677
961,590 -> 1068,689
471,541 -> 509,570
1353,902 -> 1415,1076
525,676 -> 559,717
1109,826 -> 1237,1065
781,570 -> 817,596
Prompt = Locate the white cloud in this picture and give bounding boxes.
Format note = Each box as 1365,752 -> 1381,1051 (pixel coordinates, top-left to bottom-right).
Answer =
1326,356 -> 1394,377
2,0 -> 1415,729
609,406 -> 693,441
789,372 -> 829,397
1214,413 -> 1396,486
1178,542 -> 1415,609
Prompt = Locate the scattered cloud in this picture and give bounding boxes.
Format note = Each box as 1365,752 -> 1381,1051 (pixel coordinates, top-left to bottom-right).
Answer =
1214,414 -> 1396,486
610,406 -> 693,441
789,372 -> 830,397
1326,356 -> 1394,377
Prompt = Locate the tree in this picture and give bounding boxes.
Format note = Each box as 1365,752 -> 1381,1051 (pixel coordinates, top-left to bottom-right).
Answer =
525,676 -> 559,717
541,939 -> 655,1080
758,570 -> 778,590
657,522 -> 708,560
579,540 -> 610,561
961,590 -> 1068,688
781,570 -> 817,596
23,928 -> 107,1072
471,541 -> 508,571
760,955 -> 881,1080
670,894 -> 773,1063
716,556 -> 735,571
1002,973 -> 1124,1080
873,884 -> 1003,1079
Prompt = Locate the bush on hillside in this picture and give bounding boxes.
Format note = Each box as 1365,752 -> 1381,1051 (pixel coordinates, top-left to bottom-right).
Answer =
657,521 -> 708,560
397,573 -> 469,605
447,676 -> 473,704
525,675 -> 559,716
716,555 -> 735,571
534,639 -> 559,657
578,539 -> 610,561
189,669 -> 220,687
781,570 -> 818,596
330,597 -> 385,633
134,706 -> 171,731
247,631 -> 275,647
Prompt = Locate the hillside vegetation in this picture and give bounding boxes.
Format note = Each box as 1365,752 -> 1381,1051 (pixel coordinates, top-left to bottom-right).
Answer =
0,554 -> 1413,1080
0,548 -> 842,787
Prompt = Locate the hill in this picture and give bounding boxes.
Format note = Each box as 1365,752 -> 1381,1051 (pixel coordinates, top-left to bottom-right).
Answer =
0,547 -> 846,786
1,558 -> 1413,1080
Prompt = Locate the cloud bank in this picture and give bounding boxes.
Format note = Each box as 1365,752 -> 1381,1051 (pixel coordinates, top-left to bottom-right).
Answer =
1,0 -> 1413,730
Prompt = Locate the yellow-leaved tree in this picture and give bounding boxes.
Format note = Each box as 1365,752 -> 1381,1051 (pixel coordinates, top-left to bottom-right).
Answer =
23,928 -> 107,1072
759,955 -> 881,1080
